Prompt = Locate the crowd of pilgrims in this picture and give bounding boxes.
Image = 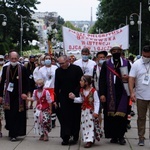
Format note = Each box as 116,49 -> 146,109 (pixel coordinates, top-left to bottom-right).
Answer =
0,47 -> 137,148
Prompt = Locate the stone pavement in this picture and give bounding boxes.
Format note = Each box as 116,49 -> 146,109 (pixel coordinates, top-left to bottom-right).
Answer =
0,104 -> 150,150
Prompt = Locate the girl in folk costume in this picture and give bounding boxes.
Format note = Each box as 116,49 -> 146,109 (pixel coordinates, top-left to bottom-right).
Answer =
69,75 -> 101,148
27,79 -> 52,141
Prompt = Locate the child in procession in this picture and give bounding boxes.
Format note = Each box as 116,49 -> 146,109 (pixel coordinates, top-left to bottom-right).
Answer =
69,75 -> 101,148
27,79 -> 52,141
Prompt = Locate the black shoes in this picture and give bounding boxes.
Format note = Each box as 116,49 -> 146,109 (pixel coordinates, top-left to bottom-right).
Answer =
119,138 -> 126,145
69,139 -> 78,145
52,124 -> 56,128
62,138 -> 78,145
110,138 -> 118,143
61,141 -> 69,145
10,137 -> 17,142
61,140 -> 78,145
130,110 -> 135,116
127,123 -> 131,129
110,138 -> 126,145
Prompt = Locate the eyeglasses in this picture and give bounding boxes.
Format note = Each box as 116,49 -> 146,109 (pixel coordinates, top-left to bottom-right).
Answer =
59,61 -> 66,65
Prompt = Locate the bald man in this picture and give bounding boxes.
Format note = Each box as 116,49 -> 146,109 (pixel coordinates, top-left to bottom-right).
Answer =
0,51 -> 29,141
54,55 -> 83,145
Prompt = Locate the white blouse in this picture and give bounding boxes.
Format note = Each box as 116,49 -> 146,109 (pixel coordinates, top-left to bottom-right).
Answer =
32,90 -> 52,103
74,89 -> 100,114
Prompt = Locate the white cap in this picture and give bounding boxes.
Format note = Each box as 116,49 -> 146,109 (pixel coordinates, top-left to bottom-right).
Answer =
111,43 -> 120,47
107,52 -> 112,57
0,55 -> 4,59
24,58 -> 29,62
110,43 -> 122,52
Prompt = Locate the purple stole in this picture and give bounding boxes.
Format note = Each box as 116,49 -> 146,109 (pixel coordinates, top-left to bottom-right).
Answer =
106,58 -> 128,117
5,64 -> 24,112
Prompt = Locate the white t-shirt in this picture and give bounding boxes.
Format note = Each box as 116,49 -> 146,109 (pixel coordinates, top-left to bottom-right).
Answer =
33,66 -> 41,82
74,59 -> 96,76
129,58 -> 150,100
38,65 -> 58,88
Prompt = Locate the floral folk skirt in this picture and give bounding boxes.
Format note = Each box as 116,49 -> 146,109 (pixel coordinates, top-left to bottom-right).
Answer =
34,108 -> 52,135
81,108 -> 101,142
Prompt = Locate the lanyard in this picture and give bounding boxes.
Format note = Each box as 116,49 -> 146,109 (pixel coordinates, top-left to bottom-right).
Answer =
46,67 -> 52,80
10,67 -> 18,81
144,63 -> 150,74
82,61 -> 88,74
96,66 -> 101,81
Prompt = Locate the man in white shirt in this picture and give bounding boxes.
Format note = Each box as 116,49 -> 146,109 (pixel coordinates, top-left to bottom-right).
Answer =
129,45 -> 150,146
73,48 -> 96,76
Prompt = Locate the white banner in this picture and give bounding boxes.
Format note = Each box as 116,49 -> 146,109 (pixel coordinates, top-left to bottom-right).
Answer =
63,25 -> 129,52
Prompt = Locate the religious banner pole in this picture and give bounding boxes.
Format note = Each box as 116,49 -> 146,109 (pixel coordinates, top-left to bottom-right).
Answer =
48,39 -> 53,55
47,23 -> 57,56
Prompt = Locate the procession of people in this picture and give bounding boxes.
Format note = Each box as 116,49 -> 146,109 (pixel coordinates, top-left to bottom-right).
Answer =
0,45 -> 150,148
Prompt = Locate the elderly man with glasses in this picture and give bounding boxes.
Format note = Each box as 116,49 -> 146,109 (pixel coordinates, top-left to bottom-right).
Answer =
54,55 -> 83,145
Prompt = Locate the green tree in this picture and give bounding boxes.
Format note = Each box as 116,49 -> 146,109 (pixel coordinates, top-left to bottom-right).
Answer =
64,21 -> 82,31
0,0 -> 40,54
55,20 -> 81,42
94,0 -> 150,55
55,16 -> 65,42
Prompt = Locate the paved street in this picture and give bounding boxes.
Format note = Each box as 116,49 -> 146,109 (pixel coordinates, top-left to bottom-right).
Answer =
0,104 -> 150,150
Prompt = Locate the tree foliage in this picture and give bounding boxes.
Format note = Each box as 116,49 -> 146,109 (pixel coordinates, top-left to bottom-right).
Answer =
55,16 -> 65,42
0,0 -> 40,54
56,20 -> 82,42
93,0 -> 150,55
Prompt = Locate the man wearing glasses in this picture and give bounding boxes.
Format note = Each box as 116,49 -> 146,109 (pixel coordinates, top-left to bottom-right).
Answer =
54,55 -> 83,145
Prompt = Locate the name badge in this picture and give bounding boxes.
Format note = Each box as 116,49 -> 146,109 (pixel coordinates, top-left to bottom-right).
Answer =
7,82 -> 14,92
29,75 -> 33,79
142,74 -> 150,85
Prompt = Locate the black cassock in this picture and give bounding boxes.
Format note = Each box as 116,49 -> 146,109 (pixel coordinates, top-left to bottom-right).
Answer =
54,64 -> 83,141
99,60 -> 131,138
0,64 -> 29,138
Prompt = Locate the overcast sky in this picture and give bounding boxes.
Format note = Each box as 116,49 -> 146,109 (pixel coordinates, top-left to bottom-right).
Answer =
35,0 -> 99,21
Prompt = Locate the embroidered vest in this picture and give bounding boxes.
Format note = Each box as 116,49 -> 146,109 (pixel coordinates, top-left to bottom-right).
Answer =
35,89 -> 49,110
80,88 -> 96,111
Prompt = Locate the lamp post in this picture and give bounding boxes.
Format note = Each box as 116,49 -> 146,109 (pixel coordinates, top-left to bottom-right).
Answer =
96,28 -> 103,34
0,14 -> 7,26
129,2 -> 142,55
118,23 -> 126,28
20,15 -> 29,56
148,0 -> 150,11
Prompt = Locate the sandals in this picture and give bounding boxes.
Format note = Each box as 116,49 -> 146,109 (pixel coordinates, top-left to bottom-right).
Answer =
39,134 -> 44,140
84,142 -> 93,148
43,134 -> 49,141
39,133 -> 49,141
